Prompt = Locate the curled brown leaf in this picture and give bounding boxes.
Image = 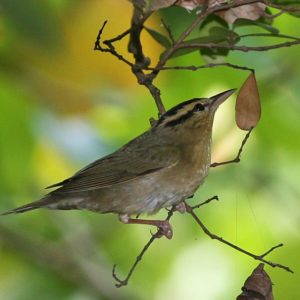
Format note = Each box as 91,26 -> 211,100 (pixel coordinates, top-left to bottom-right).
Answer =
215,2 -> 266,23
236,72 -> 261,131
237,264 -> 274,300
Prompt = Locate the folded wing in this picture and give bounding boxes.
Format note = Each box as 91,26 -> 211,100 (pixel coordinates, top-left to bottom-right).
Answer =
47,144 -> 179,193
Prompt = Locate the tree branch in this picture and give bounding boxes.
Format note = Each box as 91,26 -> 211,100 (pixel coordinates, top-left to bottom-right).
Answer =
147,62 -> 254,72
184,202 -> 293,273
112,206 -> 176,287
173,40 -> 300,53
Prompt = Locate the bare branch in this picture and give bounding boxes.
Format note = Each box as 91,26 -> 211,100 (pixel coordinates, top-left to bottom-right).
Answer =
239,33 -> 300,41
191,195 -> 219,209
112,207 -> 176,287
112,233 -> 158,288
94,20 -> 166,115
104,28 -> 131,44
94,21 -> 134,68
174,39 -> 300,53
184,202 -> 293,273
211,127 -> 253,168
147,63 -> 254,72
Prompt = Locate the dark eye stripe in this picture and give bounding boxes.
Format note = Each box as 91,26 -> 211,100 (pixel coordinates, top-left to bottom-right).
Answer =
156,98 -> 203,126
193,103 -> 205,112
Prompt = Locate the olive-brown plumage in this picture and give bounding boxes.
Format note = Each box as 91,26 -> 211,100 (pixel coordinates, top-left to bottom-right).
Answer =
1,89 -> 235,237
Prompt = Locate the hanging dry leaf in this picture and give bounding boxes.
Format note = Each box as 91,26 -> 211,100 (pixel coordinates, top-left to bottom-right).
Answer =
237,264 -> 274,300
235,72 -> 261,130
174,0 -> 267,22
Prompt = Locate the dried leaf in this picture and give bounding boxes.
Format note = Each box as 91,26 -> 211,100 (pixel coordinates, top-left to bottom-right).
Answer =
175,0 -> 204,10
129,0 -> 176,11
237,264 -> 274,300
235,73 -> 261,130
218,3 -> 266,24
148,0 -> 177,11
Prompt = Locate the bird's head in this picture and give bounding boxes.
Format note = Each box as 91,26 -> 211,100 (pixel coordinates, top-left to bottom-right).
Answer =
155,89 -> 235,132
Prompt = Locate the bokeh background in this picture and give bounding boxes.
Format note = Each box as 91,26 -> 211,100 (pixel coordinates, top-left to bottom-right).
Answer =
0,1 -> 300,299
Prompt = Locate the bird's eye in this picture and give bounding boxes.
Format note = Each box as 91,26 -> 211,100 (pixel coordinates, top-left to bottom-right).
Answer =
193,103 -> 205,112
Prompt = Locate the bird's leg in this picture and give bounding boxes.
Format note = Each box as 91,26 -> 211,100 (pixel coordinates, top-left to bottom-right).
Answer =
119,214 -> 173,239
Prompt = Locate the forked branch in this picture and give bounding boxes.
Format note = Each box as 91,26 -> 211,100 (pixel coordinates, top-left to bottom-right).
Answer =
184,202 -> 293,273
211,127 -> 253,167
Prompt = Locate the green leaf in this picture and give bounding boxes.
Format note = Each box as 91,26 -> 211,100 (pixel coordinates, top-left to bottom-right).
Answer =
160,47 -> 199,59
199,15 -> 229,30
145,27 -> 172,48
200,47 -> 230,60
233,19 -> 280,34
164,26 -> 240,59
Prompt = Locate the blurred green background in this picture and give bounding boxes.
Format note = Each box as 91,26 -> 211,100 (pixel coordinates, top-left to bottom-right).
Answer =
0,1 -> 300,299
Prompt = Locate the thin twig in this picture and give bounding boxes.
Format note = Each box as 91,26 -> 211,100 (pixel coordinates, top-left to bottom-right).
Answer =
211,128 -> 253,168
94,21 -> 134,68
104,28 -> 131,44
191,195 -> 219,210
147,63 -> 254,72
173,39 -> 300,53
112,207 -> 176,287
184,202 -> 293,273
239,33 -> 300,41
267,1 -> 300,13
112,233 -> 157,288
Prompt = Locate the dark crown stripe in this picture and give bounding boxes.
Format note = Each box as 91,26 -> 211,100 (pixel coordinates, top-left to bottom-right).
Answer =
156,98 -> 202,126
164,110 -> 194,127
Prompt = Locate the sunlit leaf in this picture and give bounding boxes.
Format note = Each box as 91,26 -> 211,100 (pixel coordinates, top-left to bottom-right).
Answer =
236,73 -> 261,130
199,14 -> 229,30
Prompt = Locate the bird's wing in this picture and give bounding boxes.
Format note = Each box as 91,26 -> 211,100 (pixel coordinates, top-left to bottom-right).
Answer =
46,144 -> 179,193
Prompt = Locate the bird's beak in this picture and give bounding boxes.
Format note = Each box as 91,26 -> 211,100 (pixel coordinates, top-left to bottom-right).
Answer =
209,89 -> 236,111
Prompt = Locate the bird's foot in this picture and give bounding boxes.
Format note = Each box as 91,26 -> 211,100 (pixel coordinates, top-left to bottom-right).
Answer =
175,202 -> 186,214
119,214 -> 173,239
154,220 -> 173,239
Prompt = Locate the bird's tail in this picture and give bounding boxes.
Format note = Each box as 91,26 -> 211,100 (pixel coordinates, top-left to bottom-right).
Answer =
0,197 -> 53,216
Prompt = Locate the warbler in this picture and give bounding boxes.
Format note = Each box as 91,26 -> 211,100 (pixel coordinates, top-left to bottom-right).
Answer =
1,89 -> 235,238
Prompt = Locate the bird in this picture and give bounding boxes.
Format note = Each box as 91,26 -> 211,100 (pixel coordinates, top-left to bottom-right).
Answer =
1,89 -> 235,239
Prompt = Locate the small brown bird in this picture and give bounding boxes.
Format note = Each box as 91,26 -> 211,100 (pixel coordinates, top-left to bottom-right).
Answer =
1,89 -> 235,238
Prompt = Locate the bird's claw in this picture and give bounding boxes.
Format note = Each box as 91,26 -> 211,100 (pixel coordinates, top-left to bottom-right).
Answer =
175,202 -> 186,214
156,220 -> 173,239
